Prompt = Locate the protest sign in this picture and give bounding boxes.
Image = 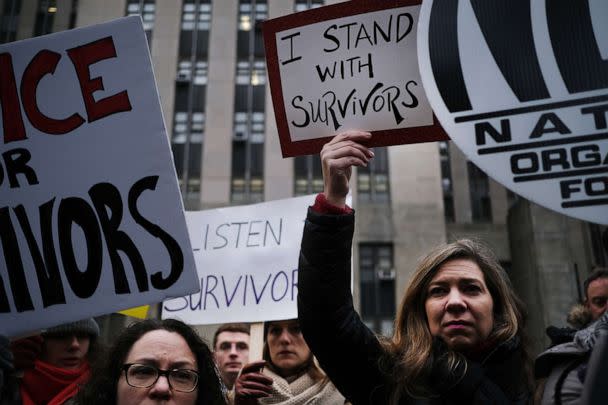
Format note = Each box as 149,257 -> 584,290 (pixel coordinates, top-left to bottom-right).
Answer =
162,195 -> 351,325
0,16 -> 199,337
263,0 -> 447,157
418,0 -> 608,225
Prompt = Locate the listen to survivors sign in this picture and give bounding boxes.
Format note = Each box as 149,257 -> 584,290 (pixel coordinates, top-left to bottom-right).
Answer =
418,1 -> 608,225
0,17 -> 199,337
263,0 -> 447,157
162,195 -> 350,325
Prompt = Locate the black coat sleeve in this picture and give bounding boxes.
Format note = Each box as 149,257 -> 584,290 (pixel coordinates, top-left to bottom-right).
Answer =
297,208 -> 389,405
0,335 -> 16,402
297,209 -> 529,405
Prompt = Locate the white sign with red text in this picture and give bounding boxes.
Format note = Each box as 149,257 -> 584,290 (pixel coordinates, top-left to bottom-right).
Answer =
0,17 -> 199,337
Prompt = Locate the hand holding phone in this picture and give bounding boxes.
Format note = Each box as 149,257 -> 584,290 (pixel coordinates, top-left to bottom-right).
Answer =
234,360 -> 273,405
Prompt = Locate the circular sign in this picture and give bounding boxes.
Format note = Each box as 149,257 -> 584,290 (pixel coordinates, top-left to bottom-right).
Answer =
418,0 -> 608,225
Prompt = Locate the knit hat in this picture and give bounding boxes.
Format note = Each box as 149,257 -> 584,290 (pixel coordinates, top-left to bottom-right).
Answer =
42,318 -> 100,338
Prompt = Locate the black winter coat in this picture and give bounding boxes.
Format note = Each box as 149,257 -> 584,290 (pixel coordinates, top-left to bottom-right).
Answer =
297,208 -> 530,405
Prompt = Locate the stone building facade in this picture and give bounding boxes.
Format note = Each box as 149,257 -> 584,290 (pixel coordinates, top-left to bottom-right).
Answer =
2,0 -> 606,354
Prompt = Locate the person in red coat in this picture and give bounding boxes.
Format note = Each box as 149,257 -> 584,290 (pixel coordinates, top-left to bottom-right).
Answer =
6,318 -> 100,405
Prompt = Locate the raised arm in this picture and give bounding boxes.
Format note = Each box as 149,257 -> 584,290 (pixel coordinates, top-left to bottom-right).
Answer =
320,131 -> 374,207
298,132 -> 390,405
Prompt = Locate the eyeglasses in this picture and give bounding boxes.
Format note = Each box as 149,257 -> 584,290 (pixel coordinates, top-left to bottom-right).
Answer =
122,363 -> 199,393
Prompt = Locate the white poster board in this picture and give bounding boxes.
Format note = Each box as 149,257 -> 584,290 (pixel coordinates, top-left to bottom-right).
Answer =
277,6 -> 431,141
0,16 -> 199,337
162,195 -> 351,325
418,0 -> 608,225
263,0 -> 446,157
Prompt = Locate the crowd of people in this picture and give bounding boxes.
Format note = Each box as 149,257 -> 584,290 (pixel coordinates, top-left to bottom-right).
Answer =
1,132 -> 607,404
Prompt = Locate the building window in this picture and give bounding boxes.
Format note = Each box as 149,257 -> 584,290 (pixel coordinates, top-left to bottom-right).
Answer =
231,0 -> 267,203
360,244 -> 395,336
294,0 -> 324,12
34,0 -> 56,37
172,0 -> 211,200
468,161 -> 492,222
589,225 -> 608,268
294,155 -> 323,196
0,0 -> 22,43
439,141 -> 455,222
358,147 -> 389,203
126,0 -> 155,45
68,0 -> 78,29
506,189 -> 520,209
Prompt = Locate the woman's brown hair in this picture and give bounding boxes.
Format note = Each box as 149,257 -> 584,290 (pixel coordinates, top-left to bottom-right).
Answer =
380,239 -> 531,400
262,319 -> 325,382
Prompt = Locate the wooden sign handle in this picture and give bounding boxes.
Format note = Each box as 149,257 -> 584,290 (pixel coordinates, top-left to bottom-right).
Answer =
249,322 -> 265,361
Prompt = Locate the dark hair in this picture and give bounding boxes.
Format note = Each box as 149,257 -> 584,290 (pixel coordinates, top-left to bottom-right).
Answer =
76,318 -> 227,405
84,335 -> 104,367
583,268 -> 608,300
212,323 -> 250,349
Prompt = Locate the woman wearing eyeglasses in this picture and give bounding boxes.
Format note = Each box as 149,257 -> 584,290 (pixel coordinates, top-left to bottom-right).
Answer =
75,319 -> 227,405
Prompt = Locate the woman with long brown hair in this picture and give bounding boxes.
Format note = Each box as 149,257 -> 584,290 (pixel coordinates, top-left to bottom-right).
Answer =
233,319 -> 348,404
297,131 -> 532,404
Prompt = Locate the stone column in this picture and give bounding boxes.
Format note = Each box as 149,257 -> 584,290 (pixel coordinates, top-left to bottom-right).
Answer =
508,199 -> 594,355
389,143 -> 446,305
489,178 -> 508,224
76,0 -> 125,27
52,0 -> 73,32
449,145 -> 472,223
264,0 -> 295,201
16,0 -> 36,40
150,0 -> 182,140
200,0 -> 238,207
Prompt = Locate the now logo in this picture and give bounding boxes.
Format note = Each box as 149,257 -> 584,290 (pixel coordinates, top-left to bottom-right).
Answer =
418,0 -> 608,225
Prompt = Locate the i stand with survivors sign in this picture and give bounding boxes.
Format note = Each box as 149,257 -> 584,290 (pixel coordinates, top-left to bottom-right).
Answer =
263,0 -> 447,157
0,16 -> 199,337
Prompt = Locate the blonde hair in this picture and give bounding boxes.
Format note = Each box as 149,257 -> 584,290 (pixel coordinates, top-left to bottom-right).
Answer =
380,239 -> 528,400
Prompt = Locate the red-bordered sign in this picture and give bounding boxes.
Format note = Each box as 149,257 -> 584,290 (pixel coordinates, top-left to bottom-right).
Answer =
263,0 -> 448,157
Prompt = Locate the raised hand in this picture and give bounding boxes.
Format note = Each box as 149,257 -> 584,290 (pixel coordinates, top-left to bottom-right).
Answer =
321,131 -> 374,208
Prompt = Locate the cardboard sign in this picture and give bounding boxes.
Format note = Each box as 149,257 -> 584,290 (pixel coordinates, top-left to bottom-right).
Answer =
162,195 -> 350,325
418,1 -> 608,225
263,0 -> 447,157
0,16 -> 199,337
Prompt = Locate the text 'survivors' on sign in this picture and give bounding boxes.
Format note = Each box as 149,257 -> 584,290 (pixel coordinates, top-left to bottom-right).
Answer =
418,1 -> 608,225
263,0 -> 448,157
163,195 -> 347,325
0,16 -> 199,337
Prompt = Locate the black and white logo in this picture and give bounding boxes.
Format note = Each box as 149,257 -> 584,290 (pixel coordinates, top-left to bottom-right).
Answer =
418,0 -> 607,225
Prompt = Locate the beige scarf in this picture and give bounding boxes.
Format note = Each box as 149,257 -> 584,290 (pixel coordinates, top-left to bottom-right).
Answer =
258,368 -> 349,405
